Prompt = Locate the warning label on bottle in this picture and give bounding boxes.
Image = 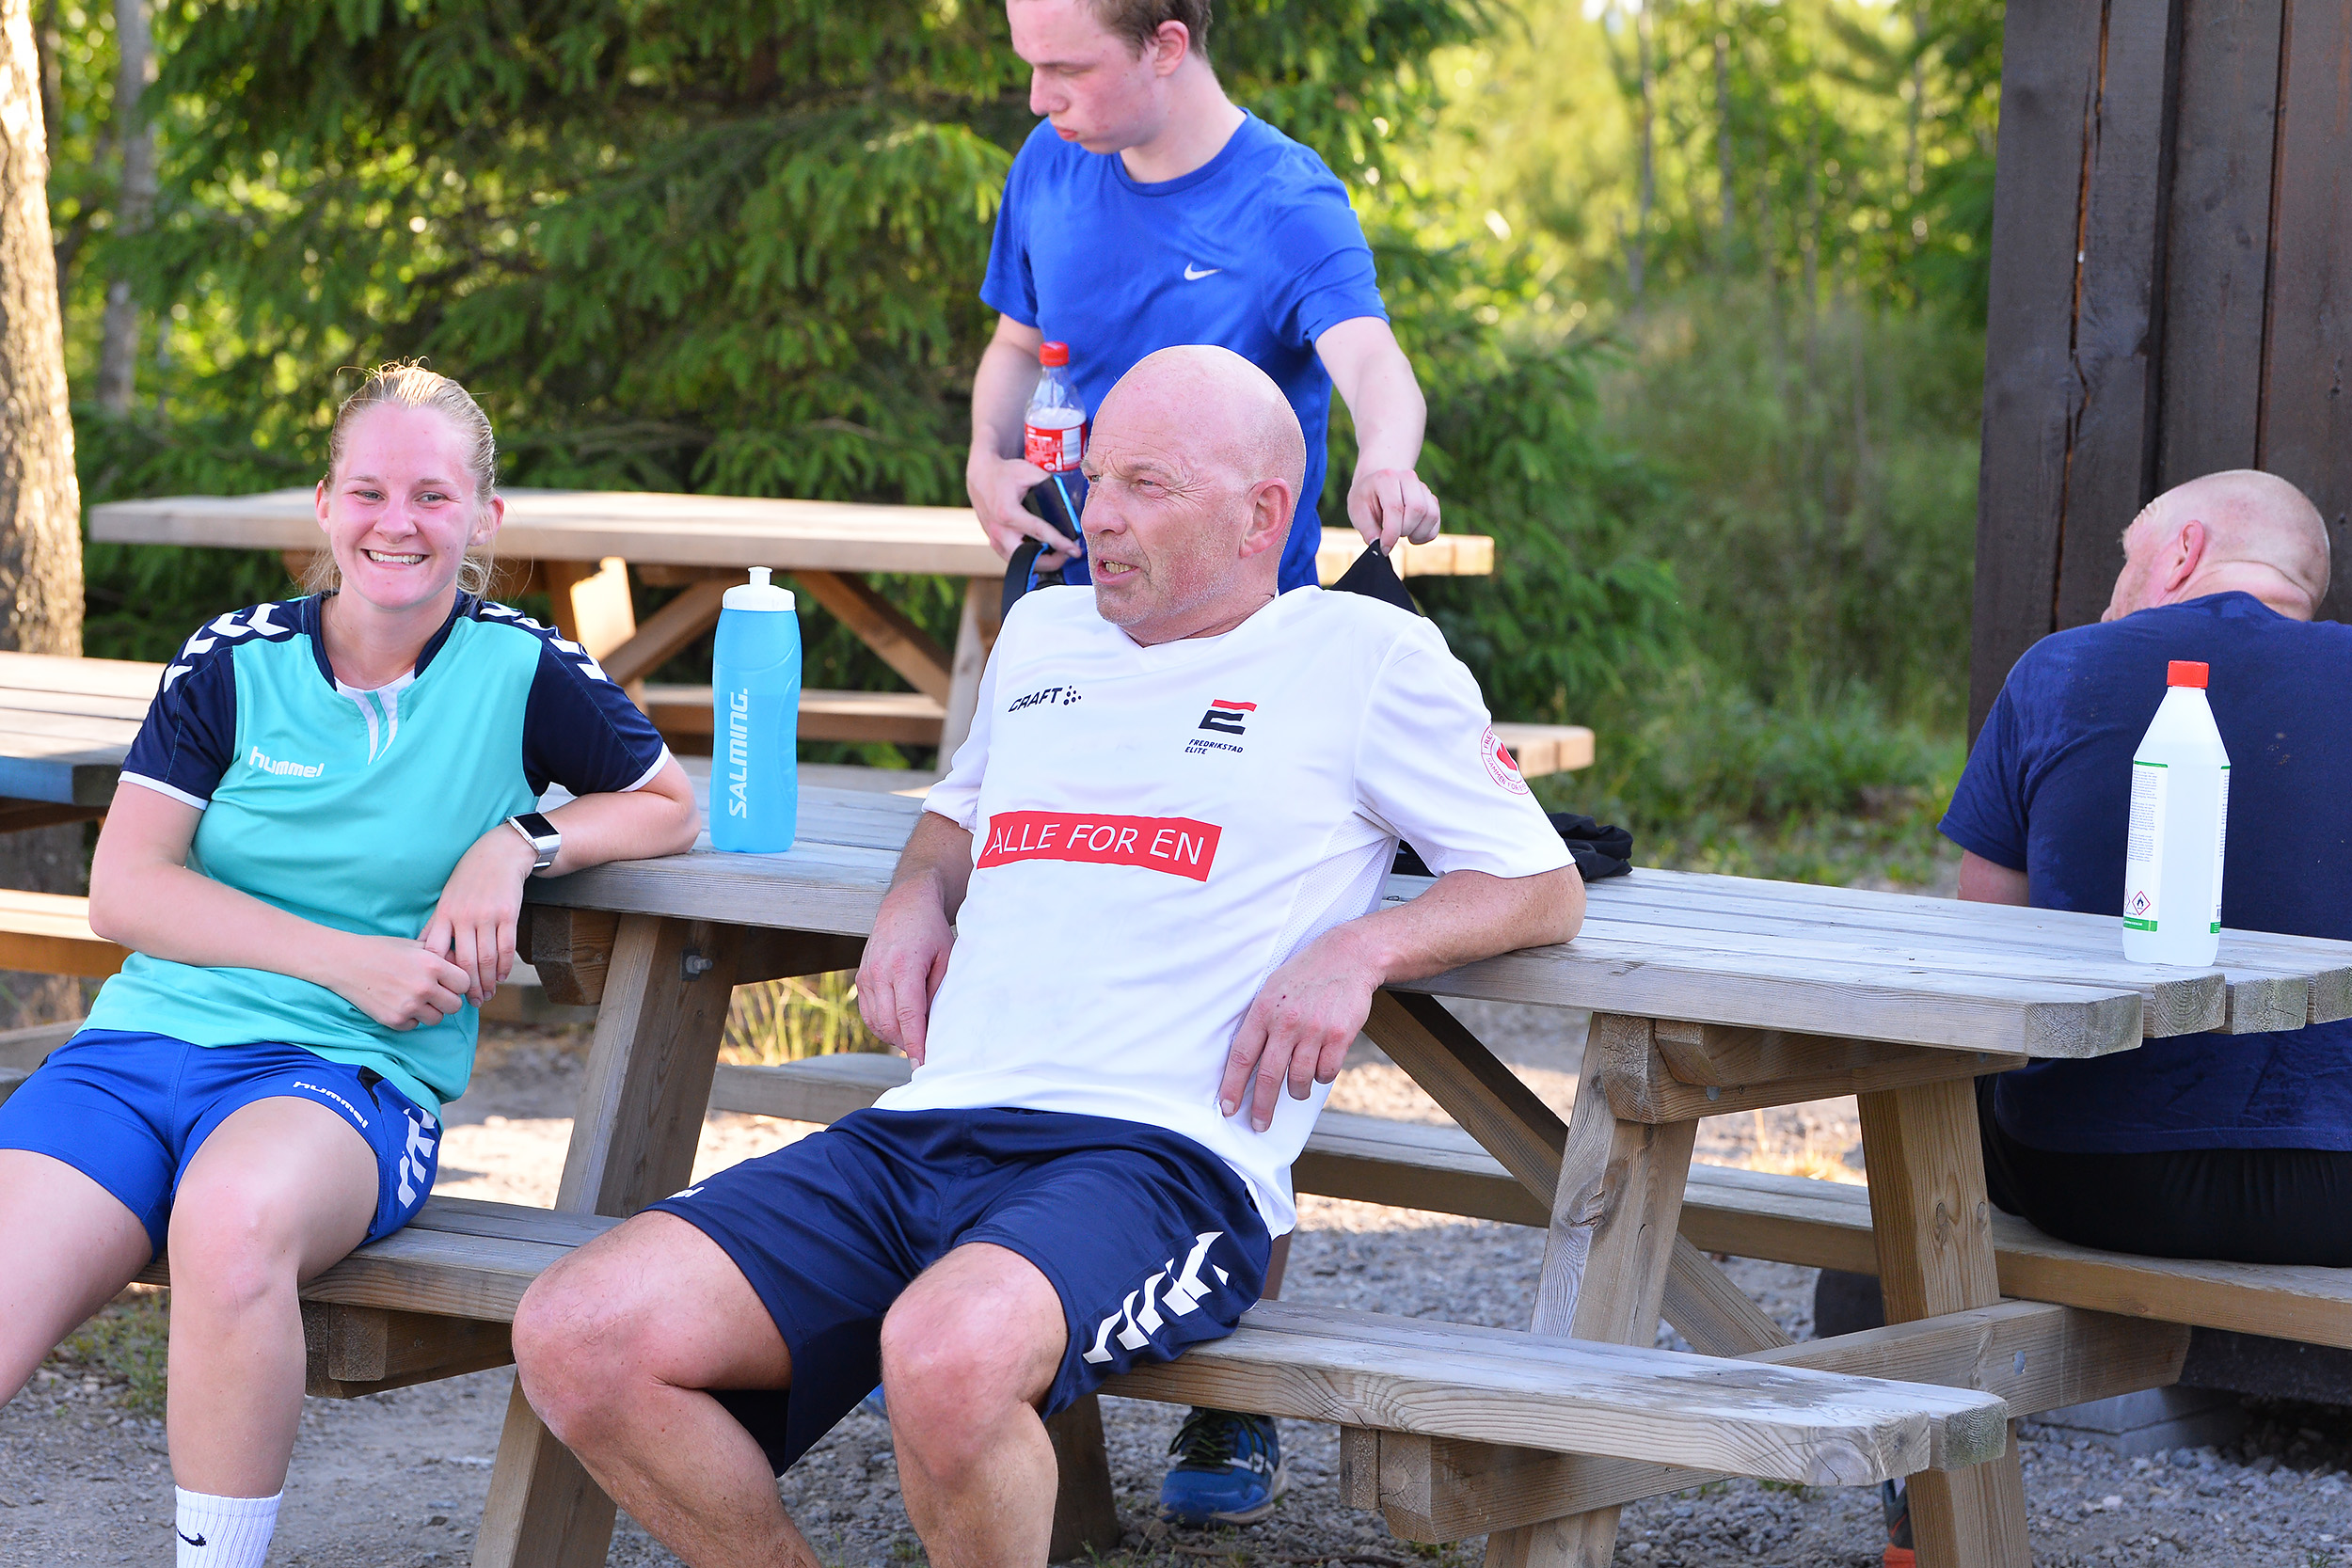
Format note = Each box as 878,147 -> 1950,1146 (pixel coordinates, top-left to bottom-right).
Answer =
2122,760 -> 2167,930
2210,765 -> 2231,934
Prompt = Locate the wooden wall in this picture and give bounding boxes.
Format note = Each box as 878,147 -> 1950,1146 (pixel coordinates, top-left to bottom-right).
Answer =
1971,0 -> 2352,736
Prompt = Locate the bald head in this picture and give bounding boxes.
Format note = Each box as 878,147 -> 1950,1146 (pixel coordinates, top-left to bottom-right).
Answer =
1097,345 -> 1308,505
2105,469 -> 2331,623
1078,346 -> 1309,643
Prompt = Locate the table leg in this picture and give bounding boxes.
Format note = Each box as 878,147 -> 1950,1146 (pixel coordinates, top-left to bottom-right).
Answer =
472,915 -> 743,1568
1857,1078 -> 2031,1568
1045,1394 -> 1123,1560
938,577 -> 1004,764
1486,1016 -> 1698,1568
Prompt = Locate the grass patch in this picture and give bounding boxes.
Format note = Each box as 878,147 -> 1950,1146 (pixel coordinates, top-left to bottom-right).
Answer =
723,971 -> 885,1066
47,1285 -> 170,1418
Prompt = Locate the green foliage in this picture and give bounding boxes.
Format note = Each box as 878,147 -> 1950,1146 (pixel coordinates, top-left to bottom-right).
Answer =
60,0 -> 1683,737
1542,668 -> 1964,887
1596,284 -> 1983,722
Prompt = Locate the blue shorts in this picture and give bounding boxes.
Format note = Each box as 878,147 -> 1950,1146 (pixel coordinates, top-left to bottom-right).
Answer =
649,1105 -> 1272,1474
0,1028 -> 441,1255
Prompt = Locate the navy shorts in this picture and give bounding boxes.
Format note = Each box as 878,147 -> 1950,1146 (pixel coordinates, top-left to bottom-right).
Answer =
649,1105 -> 1272,1474
0,1028 -> 441,1255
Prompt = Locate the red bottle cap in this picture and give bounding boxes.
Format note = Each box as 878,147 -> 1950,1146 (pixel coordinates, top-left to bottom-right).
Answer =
1040,341 -> 1070,367
2168,660 -> 2209,689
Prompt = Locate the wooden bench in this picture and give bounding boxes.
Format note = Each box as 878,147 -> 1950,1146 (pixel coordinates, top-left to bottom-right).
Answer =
114,1191 -> 2009,1499
0,891 -> 127,979
722,1052 -> 2352,1355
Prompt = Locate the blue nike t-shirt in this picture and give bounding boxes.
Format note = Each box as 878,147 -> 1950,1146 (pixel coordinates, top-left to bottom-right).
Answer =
981,112 -> 1389,592
1943,592 -> 2352,1155
88,594 -> 672,1113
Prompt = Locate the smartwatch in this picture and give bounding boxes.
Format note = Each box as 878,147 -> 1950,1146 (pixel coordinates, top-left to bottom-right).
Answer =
505,812 -> 561,874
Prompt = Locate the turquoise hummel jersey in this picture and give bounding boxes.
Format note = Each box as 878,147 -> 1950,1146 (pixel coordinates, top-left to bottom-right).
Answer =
86,594 -> 671,1112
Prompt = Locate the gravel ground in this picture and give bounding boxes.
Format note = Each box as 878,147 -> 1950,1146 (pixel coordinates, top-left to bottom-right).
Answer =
13,1007 -> 2352,1566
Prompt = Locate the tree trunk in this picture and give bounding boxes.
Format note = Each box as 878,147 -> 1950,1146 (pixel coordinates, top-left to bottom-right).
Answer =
1,0 -> 91,1027
97,0 -> 154,413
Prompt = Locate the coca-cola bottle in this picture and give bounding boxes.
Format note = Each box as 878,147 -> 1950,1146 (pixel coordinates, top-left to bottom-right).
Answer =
1009,341 -> 1088,606
1023,341 -> 1088,475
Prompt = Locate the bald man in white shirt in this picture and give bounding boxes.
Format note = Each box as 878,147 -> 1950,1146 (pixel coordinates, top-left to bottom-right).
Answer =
511,346 -> 1581,1568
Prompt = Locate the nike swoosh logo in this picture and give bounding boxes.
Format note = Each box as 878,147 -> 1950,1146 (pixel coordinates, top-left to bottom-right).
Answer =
1184,263 -> 1222,280
179,1532 -> 207,1546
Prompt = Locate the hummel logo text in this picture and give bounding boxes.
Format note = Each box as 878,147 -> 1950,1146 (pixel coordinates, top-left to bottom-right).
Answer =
1183,263 -> 1222,280
248,746 -> 325,778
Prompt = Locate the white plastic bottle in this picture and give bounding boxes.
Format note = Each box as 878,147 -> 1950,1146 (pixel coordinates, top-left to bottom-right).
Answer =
2121,659 -> 2231,965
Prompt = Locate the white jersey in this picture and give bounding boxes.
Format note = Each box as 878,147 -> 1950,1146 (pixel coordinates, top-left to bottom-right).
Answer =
874,586 -> 1573,1232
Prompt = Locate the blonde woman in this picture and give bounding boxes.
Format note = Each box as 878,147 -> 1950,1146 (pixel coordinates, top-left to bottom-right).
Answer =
0,364 -> 700,1567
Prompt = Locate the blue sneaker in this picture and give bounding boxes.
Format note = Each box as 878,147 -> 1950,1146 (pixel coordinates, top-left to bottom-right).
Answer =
1159,1408 -> 1287,1525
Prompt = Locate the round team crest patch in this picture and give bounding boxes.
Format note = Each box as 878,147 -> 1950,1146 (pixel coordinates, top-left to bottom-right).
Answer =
1481,725 -> 1528,795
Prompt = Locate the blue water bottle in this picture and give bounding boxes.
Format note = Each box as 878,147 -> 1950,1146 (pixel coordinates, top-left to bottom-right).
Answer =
709,567 -> 801,852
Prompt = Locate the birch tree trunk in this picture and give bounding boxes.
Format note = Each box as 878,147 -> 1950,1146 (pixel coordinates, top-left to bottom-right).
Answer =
0,0 -> 91,1026
96,0 -> 153,412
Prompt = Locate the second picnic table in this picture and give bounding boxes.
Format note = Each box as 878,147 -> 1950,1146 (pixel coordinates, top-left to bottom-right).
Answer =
86,488 -> 1582,771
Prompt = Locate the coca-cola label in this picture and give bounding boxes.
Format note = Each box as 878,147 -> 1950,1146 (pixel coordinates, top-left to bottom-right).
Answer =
1025,417 -> 1087,473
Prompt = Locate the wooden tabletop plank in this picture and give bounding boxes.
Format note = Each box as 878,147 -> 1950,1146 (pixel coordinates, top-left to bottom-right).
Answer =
530,850 -> 2154,1056
0,650 -> 168,702
1606,870 -> 2352,1027
90,487 -> 1494,581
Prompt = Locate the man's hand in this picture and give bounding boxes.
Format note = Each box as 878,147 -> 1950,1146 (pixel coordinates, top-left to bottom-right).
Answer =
1347,464 -> 1440,553
966,447 -> 1080,569
857,877 -> 959,1065
421,823 -> 537,1006
1218,927 -> 1383,1132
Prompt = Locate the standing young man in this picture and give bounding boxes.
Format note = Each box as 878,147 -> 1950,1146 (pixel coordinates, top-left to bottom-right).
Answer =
968,0 -> 1440,601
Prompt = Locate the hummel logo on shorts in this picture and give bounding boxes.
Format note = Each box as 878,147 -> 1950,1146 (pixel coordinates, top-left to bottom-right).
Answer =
1082,1231 -> 1230,1364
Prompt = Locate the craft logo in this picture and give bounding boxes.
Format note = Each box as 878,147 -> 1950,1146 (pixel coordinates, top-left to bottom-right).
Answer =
1481,725 -> 1528,795
977,811 -> 1222,882
1198,699 -> 1254,736
1009,683 -> 1083,714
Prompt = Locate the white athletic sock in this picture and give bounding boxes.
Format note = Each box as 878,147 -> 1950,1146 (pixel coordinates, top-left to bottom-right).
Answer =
173,1487 -> 280,1568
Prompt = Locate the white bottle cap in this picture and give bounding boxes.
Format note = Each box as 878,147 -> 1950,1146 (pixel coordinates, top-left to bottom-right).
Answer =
723,565 -> 796,612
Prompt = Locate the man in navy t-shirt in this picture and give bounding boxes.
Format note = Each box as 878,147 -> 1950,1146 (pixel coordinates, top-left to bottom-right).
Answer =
967,0 -> 1440,597
1941,467 -> 2352,1263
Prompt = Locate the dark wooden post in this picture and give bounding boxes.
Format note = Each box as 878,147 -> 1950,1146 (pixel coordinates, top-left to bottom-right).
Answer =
1971,0 -> 2352,738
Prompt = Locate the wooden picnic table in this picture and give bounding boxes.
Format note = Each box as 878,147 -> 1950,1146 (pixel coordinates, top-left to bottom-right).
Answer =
479,784 -> 2352,1568
88,488 -> 1500,764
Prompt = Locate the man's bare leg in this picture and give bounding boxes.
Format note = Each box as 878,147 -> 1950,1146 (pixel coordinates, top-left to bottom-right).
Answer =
513,1212 -> 813,1568
880,1242 -> 1070,1568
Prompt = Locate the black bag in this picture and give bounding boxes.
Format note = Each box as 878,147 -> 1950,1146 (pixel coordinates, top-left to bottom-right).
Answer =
1392,813 -> 1632,883
1327,537 -> 1421,613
